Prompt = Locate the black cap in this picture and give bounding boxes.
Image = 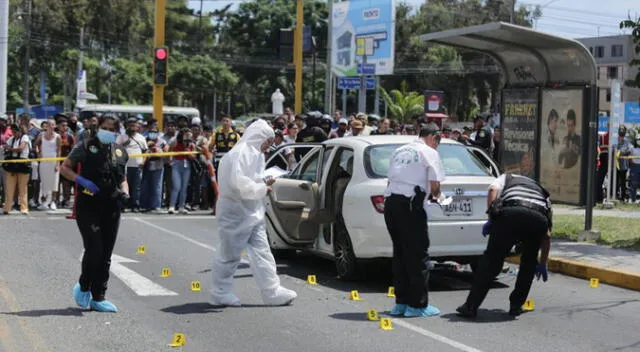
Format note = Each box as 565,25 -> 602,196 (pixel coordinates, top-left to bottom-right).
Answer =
126,117 -> 138,124
419,122 -> 440,137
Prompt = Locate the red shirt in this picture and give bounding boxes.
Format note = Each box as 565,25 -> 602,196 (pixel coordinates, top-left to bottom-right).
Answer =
172,142 -> 194,160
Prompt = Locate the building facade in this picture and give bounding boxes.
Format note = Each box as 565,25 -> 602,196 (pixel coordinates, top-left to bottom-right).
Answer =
577,35 -> 640,116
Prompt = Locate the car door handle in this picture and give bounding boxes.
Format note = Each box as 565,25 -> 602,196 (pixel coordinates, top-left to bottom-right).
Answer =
299,183 -> 310,190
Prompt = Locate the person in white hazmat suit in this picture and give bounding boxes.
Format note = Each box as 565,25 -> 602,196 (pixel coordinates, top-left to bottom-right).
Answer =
210,119 -> 297,307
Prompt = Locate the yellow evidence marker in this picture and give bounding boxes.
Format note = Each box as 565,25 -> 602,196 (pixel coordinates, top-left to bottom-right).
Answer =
168,333 -> 186,347
380,318 -> 393,330
523,299 -> 535,311
191,281 -> 201,292
349,290 -> 362,301
307,275 -> 317,285
590,278 -> 599,288
137,245 -> 146,254
161,268 -> 171,278
367,309 -> 380,321
387,286 -> 395,297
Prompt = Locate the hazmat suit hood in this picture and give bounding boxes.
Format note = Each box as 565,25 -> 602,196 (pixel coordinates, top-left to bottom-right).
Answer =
238,119 -> 275,151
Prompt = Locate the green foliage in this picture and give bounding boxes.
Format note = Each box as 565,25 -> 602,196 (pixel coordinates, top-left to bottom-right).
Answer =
380,81 -> 424,123
620,18 -> 640,93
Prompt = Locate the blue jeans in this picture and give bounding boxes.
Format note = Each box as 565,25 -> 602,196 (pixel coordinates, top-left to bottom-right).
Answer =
140,168 -> 164,210
629,164 -> 640,202
126,167 -> 142,209
171,160 -> 191,209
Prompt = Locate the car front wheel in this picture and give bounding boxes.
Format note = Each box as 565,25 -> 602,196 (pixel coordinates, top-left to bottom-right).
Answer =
333,218 -> 359,280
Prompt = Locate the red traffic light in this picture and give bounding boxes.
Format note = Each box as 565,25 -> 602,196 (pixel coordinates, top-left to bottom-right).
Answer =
155,48 -> 167,60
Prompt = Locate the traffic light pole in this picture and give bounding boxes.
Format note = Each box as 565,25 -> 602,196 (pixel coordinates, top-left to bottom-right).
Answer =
153,0 -> 166,130
294,0 -> 304,114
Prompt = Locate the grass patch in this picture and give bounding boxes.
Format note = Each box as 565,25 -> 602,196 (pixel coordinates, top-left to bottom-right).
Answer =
553,214 -> 640,250
596,202 -> 640,212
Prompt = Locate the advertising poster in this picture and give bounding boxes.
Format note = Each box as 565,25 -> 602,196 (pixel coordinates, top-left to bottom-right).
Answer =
331,0 -> 395,76
539,89 -> 584,204
501,88 -> 539,179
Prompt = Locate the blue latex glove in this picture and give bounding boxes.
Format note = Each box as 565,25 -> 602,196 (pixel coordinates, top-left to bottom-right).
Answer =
535,264 -> 548,282
75,175 -> 100,195
482,221 -> 491,237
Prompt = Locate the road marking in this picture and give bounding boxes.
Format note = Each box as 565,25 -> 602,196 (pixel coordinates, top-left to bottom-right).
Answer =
392,319 -> 484,352
0,274 -> 47,351
133,217 -> 216,251
76,253 -> 178,296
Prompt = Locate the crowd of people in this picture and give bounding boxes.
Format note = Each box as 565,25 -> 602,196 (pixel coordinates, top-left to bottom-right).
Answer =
0,108 -> 500,215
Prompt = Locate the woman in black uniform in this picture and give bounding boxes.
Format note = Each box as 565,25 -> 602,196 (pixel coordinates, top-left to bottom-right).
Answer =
60,114 -> 131,312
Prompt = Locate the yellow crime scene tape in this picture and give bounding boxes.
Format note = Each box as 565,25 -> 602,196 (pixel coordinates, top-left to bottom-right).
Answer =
0,151 -> 201,164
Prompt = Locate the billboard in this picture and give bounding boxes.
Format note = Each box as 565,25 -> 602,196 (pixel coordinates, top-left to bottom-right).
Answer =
624,102 -> 640,124
501,88 -> 539,179
539,89 -> 584,204
331,0 -> 395,76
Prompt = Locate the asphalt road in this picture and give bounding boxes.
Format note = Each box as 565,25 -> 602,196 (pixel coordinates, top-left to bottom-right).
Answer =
0,213 -> 639,352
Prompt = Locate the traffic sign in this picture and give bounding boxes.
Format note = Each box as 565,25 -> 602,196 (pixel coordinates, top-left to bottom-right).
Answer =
337,77 -> 375,90
357,63 -> 376,75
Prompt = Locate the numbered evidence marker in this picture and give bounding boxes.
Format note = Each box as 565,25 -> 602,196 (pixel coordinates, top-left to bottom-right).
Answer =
349,290 -> 362,301
379,318 -> 393,330
522,299 -> 535,311
137,245 -> 146,254
367,309 -> 380,321
387,286 -> 395,297
590,278 -> 600,288
307,275 -> 317,285
191,281 -> 201,292
168,333 -> 186,347
161,268 -> 171,278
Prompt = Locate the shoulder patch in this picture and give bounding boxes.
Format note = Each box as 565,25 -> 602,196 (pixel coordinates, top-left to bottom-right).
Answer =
115,149 -> 123,157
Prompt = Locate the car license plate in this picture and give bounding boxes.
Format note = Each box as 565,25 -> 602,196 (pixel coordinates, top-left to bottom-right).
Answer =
443,198 -> 473,216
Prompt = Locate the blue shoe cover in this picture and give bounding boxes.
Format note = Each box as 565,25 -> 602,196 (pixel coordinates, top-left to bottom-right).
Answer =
404,305 -> 440,317
73,283 -> 91,309
90,299 -> 118,312
389,304 -> 408,316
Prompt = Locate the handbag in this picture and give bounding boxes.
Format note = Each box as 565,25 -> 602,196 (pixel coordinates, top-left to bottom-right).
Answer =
2,137 -> 32,174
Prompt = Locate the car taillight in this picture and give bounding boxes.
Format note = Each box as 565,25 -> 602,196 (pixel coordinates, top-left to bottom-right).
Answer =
370,195 -> 385,214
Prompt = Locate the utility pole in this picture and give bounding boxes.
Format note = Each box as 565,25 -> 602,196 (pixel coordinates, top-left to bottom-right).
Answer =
22,0 -> 32,115
77,28 -> 84,79
153,0 -> 166,130
324,0 -> 333,114
0,0 -> 9,114
294,0 -> 304,114
198,0 -> 204,42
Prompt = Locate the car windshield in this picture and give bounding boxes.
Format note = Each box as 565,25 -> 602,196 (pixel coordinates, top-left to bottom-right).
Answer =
364,143 -> 492,178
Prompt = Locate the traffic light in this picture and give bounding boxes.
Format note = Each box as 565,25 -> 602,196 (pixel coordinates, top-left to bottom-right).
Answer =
153,47 -> 168,85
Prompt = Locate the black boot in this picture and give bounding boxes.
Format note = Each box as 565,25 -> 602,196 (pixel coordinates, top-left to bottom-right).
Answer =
456,303 -> 477,319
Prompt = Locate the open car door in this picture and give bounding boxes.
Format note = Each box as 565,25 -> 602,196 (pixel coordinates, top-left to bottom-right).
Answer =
265,144 -> 331,246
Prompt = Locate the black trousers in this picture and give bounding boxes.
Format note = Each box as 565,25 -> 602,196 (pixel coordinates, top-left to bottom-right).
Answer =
76,201 -> 121,301
465,206 -> 548,310
617,169 -> 628,200
384,194 -> 430,308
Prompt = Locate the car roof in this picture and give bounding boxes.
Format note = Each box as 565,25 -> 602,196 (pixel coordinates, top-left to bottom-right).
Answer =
323,135 -> 461,147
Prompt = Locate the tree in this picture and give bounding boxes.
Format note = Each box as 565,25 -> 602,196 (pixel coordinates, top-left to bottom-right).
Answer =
620,18 -> 640,91
380,81 -> 424,123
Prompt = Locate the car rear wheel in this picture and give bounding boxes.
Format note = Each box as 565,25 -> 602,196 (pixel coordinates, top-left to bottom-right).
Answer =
333,218 -> 359,280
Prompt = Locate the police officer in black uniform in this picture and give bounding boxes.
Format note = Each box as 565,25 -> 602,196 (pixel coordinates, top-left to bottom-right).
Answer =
60,114 -> 132,313
294,112 -> 328,161
465,114 -> 493,153
456,173 -> 552,319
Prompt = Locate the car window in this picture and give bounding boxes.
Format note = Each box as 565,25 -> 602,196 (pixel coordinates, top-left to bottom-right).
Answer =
364,143 -> 493,178
295,150 -> 320,182
336,148 -> 354,175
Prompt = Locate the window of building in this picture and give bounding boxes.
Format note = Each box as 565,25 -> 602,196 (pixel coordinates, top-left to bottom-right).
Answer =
589,47 -> 594,55
606,88 -> 611,102
607,66 -> 618,79
611,44 -> 623,57
594,46 -> 605,58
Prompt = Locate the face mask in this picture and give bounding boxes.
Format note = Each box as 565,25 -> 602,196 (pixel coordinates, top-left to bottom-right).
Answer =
148,132 -> 158,140
97,129 -> 117,144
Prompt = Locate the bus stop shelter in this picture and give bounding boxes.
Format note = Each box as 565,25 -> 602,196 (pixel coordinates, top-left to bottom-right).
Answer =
420,22 -> 599,235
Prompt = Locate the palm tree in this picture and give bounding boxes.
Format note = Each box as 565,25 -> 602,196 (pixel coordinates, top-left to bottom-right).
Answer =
380,81 -> 424,123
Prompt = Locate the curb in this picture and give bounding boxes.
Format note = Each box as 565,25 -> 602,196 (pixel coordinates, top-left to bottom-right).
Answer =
505,256 -> 640,292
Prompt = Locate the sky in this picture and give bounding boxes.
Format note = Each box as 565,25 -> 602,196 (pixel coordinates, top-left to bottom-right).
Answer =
187,0 -> 638,39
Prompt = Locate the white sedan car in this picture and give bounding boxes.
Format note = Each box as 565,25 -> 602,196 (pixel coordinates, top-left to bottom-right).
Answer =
264,135 -> 500,279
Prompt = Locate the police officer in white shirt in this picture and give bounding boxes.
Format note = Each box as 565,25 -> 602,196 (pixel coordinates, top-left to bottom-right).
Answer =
384,123 -> 445,318
456,173 -> 552,319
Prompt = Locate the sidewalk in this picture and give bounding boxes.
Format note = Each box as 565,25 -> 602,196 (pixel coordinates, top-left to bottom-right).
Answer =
508,239 -> 640,291
553,206 -> 640,218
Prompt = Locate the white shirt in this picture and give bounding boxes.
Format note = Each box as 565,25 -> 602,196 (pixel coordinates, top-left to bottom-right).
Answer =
7,135 -> 31,159
489,174 -> 507,191
116,133 -> 148,167
385,139 -> 445,197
